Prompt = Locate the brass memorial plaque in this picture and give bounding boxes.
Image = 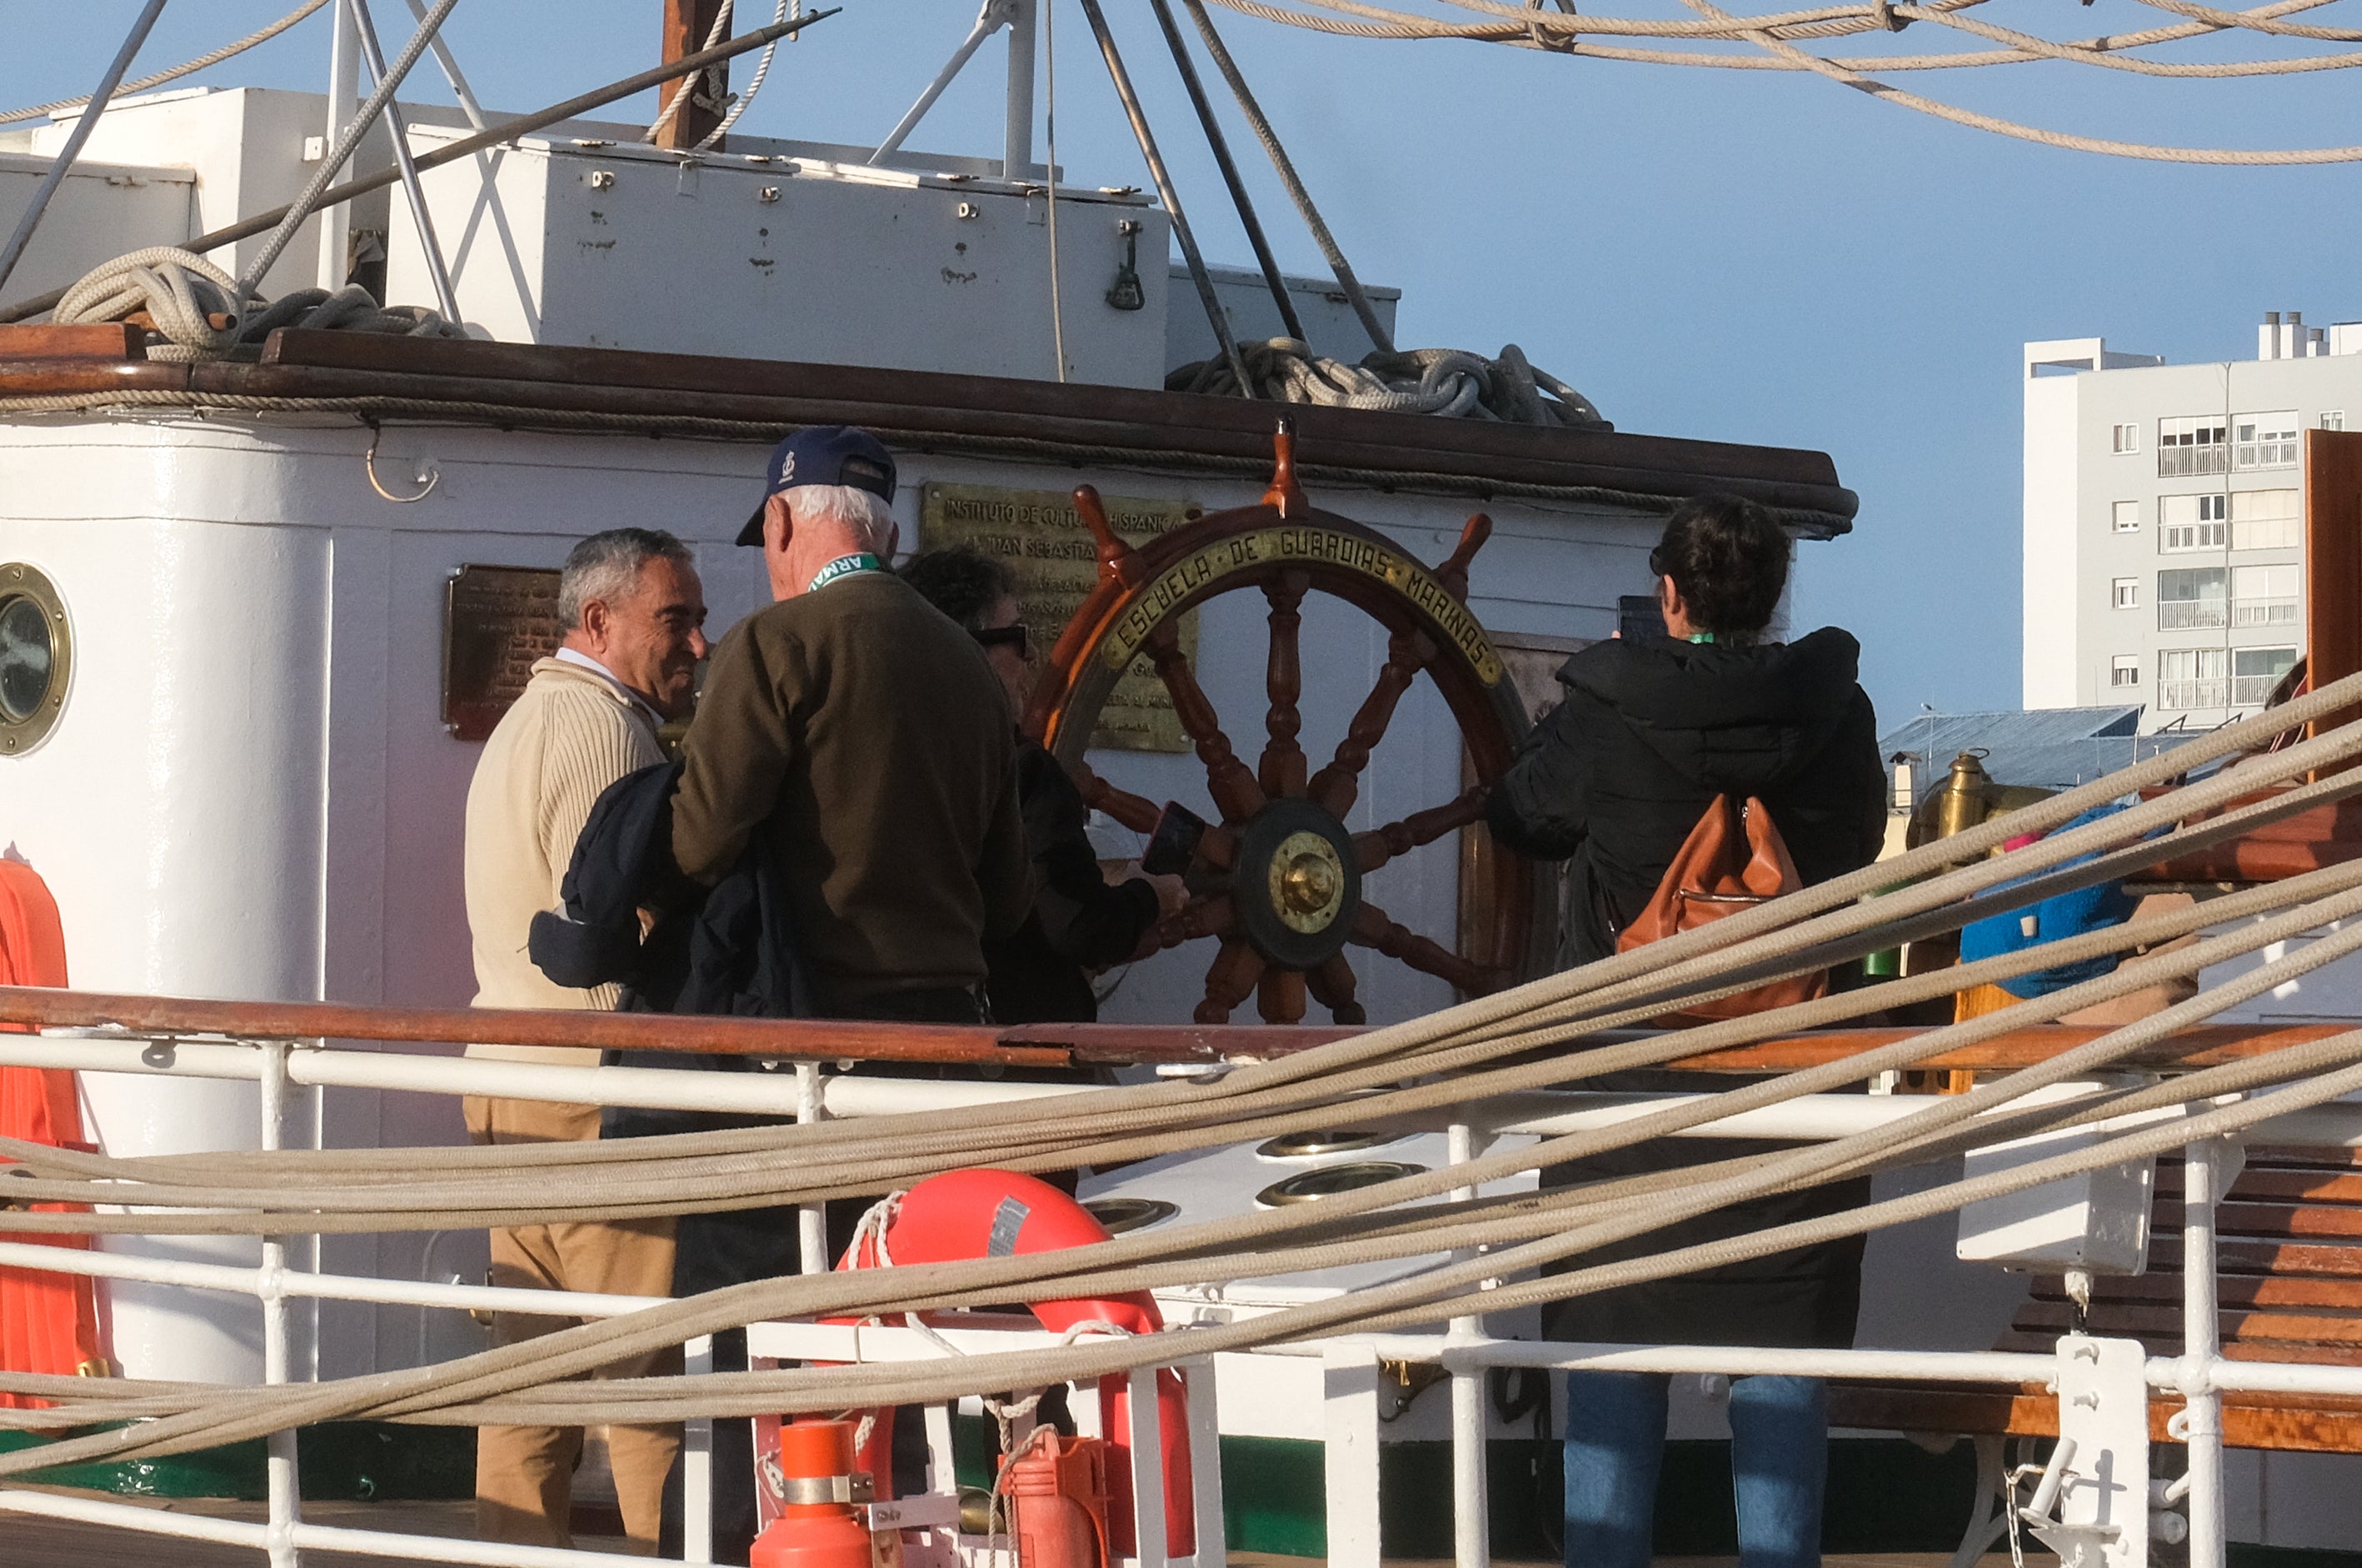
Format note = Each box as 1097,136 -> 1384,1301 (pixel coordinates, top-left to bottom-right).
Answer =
443,564 -> 563,742
921,482 -> 1197,753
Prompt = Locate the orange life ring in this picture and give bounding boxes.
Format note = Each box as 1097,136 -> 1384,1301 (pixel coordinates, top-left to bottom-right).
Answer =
0,856 -> 107,1411
836,1168 -> 1196,1559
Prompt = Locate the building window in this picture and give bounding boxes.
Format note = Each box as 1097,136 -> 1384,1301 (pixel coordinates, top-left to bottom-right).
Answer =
2231,488 -> 2300,550
2232,646 -> 2300,706
2158,567 -> 2227,629
2160,493 -> 2227,552
2233,562 -> 2300,627
2110,500 -> 2140,533
2160,647 -> 2228,711
2159,415 -> 2228,477
2112,577 -> 2140,610
2113,422 -> 2141,454
2325,411 -> 2347,432
2235,411 -> 2300,471
2110,655 -> 2140,688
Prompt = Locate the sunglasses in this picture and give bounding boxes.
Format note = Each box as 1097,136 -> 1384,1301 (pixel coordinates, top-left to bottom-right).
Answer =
972,622 -> 1032,658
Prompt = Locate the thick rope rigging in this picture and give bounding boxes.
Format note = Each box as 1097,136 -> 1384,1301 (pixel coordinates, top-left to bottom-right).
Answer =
1196,0 -> 2362,162
0,0 -> 333,126
7,682 -> 2362,1462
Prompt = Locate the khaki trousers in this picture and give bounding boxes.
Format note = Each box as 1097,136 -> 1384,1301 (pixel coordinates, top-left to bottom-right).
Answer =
463,1096 -> 679,1556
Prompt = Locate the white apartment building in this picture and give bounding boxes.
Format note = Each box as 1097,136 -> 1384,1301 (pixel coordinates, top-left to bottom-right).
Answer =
2023,312 -> 2362,729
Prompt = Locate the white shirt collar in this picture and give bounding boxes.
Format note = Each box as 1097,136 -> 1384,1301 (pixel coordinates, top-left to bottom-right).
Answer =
554,646 -> 667,730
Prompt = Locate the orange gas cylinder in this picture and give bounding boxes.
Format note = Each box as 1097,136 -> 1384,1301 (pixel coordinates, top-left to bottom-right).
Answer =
749,1420 -> 876,1568
1004,1431 -> 1111,1568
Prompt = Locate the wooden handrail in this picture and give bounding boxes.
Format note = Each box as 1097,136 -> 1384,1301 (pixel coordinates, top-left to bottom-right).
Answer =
0,986 -> 2342,1076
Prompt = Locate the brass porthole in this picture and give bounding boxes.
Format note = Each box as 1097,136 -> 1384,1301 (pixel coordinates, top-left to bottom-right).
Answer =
0,563 -> 69,756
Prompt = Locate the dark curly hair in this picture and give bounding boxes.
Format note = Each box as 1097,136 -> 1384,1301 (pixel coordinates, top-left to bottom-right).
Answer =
897,545 -> 1017,632
1646,493 -> 1790,640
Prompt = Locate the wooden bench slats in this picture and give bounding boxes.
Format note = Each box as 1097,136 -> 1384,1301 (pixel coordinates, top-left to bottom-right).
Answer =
2157,1171 -> 2362,1205
2005,1304 -> 2362,1345
1834,1146 -> 2362,1452
1827,1385 -> 2362,1454
2215,1240 -> 2362,1277
2025,1272 -> 2362,1310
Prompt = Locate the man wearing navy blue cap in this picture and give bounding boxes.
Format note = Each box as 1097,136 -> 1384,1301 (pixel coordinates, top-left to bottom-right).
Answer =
662,426 -> 1031,1557
673,424 -> 1029,1018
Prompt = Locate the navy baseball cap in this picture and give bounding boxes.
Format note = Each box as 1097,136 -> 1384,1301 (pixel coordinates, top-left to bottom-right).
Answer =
737,425 -> 899,546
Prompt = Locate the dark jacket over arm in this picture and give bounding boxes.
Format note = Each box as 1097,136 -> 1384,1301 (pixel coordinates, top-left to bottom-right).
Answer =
985,739 -> 1161,1024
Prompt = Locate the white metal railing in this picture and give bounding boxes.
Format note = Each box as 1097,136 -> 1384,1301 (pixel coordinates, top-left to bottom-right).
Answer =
2160,677 -> 2230,711
2231,598 -> 2299,628
2160,446 -> 2229,478
2158,599 -> 2228,631
2234,439 -> 2300,471
2,1028 -> 2359,1568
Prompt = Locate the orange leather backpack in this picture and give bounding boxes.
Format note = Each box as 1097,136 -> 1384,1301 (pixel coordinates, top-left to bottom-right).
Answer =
1615,795 -> 1827,1021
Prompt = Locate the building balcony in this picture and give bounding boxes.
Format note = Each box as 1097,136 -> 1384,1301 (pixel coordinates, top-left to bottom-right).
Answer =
2160,678 -> 2228,711
2232,674 -> 2285,706
2159,599 -> 2228,631
2235,441 -> 2300,472
2160,446 -> 2229,478
2233,597 -> 2300,627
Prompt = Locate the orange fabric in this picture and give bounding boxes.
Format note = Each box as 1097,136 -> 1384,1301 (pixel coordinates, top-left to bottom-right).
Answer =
0,858 -> 105,1410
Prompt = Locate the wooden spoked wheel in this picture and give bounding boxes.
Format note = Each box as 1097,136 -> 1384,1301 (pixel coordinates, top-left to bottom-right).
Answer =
1023,424 -> 1535,1026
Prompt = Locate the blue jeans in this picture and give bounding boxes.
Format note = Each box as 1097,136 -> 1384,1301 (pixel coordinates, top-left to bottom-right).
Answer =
1562,1371 -> 1827,1568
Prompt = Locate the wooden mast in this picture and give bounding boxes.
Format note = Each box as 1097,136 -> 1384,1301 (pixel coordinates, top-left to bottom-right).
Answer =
656,0 -> 731,151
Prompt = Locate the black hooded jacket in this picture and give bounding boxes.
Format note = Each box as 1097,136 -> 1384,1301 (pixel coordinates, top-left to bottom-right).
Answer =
1485,627 -> 1887,1350
1487,627 -> 1887,966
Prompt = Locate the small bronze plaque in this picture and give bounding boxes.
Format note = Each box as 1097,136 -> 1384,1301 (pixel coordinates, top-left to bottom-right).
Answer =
921,482 -> 1197,753
443,565 -> 562,742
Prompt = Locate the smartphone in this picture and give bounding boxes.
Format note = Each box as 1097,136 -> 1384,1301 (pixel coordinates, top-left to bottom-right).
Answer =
1140,801 -> 1210,877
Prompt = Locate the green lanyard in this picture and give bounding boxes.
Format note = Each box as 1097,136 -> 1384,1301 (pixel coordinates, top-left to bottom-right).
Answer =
808,552 -> 882,592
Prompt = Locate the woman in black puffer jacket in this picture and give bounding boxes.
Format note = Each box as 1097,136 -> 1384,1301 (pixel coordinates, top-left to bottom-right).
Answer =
1486,492 -> 1885,1568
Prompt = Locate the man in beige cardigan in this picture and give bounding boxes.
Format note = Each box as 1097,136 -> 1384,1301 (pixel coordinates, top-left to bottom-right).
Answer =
462,527 -> 708,1554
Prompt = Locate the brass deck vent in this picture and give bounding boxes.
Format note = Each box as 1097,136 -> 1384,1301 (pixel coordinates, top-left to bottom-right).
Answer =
1082,1196 -> 1179,1236
1256,1161 -> 1428,1207
1256,1130 -> 1403,1159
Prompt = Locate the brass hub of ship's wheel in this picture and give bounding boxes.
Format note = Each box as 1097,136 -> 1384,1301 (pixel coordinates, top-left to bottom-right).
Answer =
1234,798 -> 1361,969
1023,421 -> 1536,1026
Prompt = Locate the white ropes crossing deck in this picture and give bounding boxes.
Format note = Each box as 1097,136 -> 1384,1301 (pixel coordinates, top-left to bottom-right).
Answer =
6,677 -> 2362,1466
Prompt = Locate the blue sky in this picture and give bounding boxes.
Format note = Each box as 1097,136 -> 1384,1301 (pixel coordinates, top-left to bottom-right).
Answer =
8,1 -> 2358,729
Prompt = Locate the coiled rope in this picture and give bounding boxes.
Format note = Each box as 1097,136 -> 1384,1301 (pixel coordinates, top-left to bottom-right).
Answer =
50,247 -> 465,362
1168,337 -> 1606,425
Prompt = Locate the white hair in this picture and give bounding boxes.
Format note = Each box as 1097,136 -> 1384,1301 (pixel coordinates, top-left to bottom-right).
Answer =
786,484 -> 897,553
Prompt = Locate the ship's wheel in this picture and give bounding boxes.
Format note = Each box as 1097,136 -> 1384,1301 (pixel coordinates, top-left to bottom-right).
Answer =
1024,422 -> 1535,1026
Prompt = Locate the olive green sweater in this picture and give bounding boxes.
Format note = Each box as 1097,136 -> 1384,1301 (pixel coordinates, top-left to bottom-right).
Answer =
672,571 -> 1030,1008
